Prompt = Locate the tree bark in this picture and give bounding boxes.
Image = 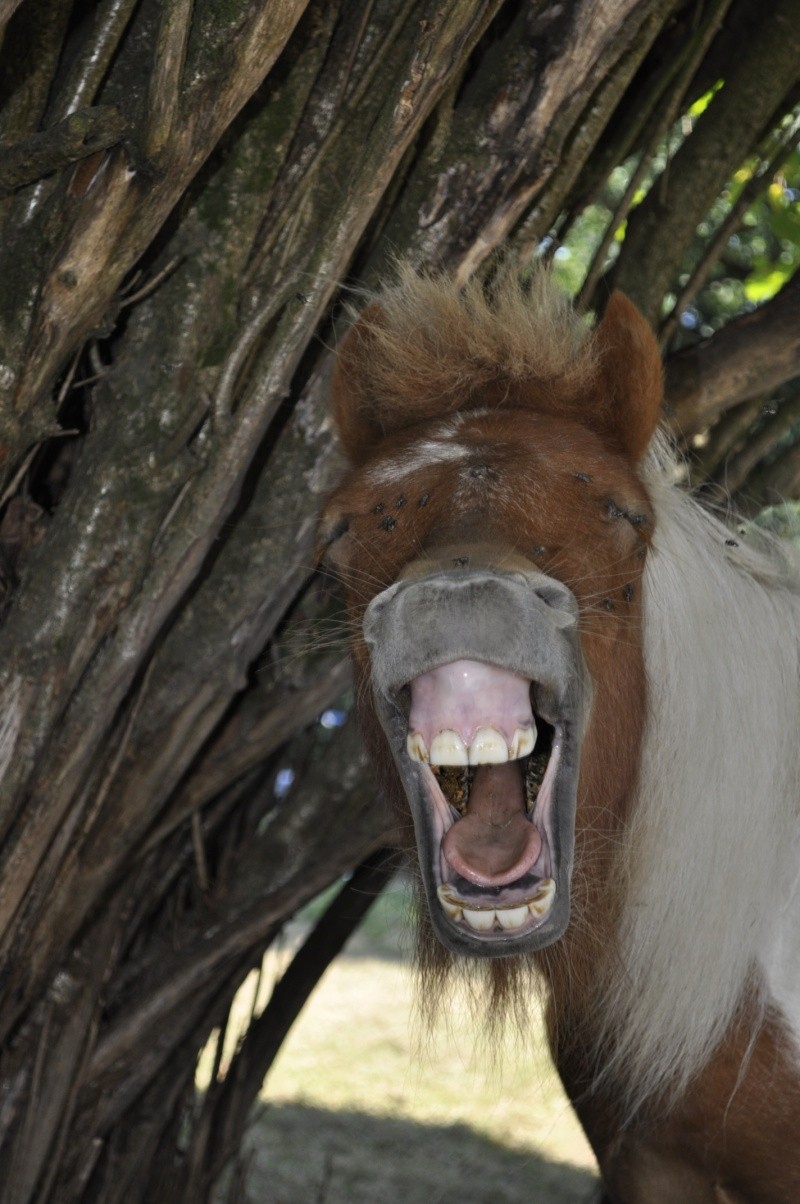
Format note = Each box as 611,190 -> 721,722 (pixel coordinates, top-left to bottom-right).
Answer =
0,1 -> 798,1200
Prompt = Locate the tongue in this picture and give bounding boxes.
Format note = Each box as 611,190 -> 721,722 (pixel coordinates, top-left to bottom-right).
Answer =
441,762 -> 542,887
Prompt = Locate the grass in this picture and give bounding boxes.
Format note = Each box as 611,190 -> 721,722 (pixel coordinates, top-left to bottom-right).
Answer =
201,876 -> 601,1203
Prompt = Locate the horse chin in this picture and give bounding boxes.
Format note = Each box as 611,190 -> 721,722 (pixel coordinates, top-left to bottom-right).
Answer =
363,566 -> 590,959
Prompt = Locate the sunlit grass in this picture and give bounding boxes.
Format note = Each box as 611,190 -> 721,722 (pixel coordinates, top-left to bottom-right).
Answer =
260,951 -> 596,1172
200,879 -> 599,1201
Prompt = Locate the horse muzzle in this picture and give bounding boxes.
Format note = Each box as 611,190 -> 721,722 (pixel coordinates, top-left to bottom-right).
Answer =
363,565 -> 591,957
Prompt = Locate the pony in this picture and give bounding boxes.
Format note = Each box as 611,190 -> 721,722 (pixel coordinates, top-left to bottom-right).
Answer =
318,265 -> 800,1202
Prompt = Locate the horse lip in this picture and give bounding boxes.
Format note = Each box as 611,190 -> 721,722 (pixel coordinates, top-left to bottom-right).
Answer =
363,567 -> 581,704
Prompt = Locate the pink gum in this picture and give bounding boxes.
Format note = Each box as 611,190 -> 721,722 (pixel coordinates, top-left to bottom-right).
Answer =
408,659 -> 534,747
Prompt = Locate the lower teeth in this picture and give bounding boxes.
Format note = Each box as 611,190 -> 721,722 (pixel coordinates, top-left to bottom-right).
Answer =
437,879 -> 556,931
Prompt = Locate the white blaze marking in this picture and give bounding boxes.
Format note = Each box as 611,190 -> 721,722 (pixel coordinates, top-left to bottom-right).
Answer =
366,441 -> 470,485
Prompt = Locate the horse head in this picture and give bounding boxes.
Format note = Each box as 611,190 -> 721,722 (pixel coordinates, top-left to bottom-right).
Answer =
320,269 -> 663,962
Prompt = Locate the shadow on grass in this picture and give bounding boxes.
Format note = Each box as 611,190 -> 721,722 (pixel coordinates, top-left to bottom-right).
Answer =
245,1102 -> 600,1204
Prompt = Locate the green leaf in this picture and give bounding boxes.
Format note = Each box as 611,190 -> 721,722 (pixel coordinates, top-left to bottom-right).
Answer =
766,205 -> 800,248
743,262 -> 796,301
687,80 -> 724,118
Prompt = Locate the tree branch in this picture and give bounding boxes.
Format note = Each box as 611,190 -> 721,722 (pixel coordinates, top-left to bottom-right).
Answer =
690,396 -> 763,481
0,0 -> 74,241
369,0 -> 673,282
198,849 -> 397,1191
659,106 -> 800,348
0,107 -> 128,193
47,0 -> 141,123
0,0 -> 311,493
86,721 -> 392,1114
0,0 -> 26,37
734,436 -> 800,512
613,0 -> 800,324
145,655 -> 352,850
577,0 -> 732,311
145,0 -> 194,160
665,272 -> 800,436
713,390 -> 800,494
0,3 -> 504,1036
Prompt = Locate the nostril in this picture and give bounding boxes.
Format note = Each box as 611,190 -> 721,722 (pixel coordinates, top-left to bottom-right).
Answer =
536,585 -> 567,609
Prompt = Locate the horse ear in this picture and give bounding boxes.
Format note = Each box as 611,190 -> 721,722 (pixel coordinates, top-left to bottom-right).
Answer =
331,303 -> 387,463
594,291 -> 663,464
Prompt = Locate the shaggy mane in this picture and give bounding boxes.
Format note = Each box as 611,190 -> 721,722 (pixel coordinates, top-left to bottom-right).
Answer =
594,439 -> 800,1112
348,263 -> 598,426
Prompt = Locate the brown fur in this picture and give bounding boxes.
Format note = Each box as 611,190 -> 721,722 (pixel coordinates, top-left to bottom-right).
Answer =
320,266 -> 798,1201
560,1006 -> 800,1202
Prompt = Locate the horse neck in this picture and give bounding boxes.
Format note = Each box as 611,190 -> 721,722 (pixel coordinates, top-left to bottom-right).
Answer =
591,474 -> 800,1112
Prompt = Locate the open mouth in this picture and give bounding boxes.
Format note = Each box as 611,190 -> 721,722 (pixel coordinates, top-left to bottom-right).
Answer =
362,564 -> 586,958
404,659 -> 560,942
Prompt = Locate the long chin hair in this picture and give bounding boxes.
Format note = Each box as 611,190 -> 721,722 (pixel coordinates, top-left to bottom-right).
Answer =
361,767 -> 621,1090
362,680 -> 545,1045
410,873 -> 543,1059
408,846 -> 618,1071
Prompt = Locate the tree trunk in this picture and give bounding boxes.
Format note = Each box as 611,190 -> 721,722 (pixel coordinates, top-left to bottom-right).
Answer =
0,1 -> 797,1199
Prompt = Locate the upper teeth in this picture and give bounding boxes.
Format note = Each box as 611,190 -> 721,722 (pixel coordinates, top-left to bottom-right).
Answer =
429,730 -> 467,765
406,724 -> 535,765
468,727 -> 507,765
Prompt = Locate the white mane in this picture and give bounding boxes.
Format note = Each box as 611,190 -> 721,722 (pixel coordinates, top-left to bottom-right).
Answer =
601,435 -> 800,1111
